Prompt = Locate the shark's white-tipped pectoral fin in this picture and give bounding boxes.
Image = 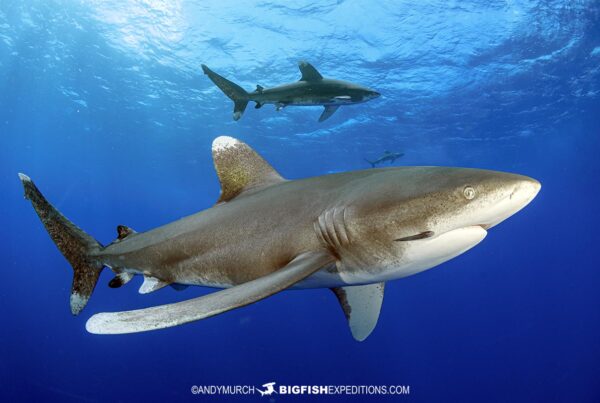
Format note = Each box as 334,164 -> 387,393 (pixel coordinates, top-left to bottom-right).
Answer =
319,105 -> 339,122
331,282 -> 385,341
86,251 -> 334,335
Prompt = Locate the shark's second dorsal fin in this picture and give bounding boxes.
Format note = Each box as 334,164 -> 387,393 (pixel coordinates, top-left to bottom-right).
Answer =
212,136 -> 285,203
116,225 -> 136,240
298,61 -> 323,81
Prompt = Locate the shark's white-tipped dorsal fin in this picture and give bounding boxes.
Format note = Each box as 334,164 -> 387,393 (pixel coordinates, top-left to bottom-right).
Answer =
139,275 -> 170,294
298,61 -> 323,81
331,282 -> 385,341
212,136 -> 285,203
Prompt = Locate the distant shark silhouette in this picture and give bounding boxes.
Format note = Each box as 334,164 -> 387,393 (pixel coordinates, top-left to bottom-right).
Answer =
20,136 -> 540,341
365,151 -> 404,168
201,61 -> 380,122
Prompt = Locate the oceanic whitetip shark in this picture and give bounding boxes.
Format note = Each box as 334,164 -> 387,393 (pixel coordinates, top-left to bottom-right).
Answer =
201,61 -> 380,122
365,150 -> 405,168
19,136 -> 540,341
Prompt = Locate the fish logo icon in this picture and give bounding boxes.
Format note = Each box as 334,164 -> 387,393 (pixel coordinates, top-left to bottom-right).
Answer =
257,382 -> 277,396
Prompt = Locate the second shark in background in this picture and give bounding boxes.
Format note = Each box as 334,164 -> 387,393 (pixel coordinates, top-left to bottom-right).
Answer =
365,151 -> 404,168
202,61 -> 380,122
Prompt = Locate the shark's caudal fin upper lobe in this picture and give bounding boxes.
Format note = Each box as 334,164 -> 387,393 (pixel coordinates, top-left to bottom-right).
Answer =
18,173 -> 104,315
201,64 -> 249,121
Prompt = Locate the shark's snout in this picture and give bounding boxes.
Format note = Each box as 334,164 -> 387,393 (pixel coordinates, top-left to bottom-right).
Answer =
368,90 -> 381,99
513,177 -> 541,204
481,176 -> 541,229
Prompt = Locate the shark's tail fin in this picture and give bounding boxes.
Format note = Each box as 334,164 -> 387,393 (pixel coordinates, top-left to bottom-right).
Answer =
365,159 -> 376,168
18,173 -> 104,315
201,64 -> 249,121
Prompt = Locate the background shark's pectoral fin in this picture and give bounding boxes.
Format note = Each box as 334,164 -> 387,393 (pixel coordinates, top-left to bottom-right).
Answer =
319,105 -> 339,122
139,275 -> 170,294
212,136 -> 286,203
298,61 -> 323,81
86,251 -> 334,335
331,282 -> 385,341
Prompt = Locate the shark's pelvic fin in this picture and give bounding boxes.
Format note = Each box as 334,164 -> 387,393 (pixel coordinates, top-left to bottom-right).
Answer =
86,251 -> 334,335
212,136 -> 285,203
319,105 -> 339,122
18,173 -> 104,315
139,275 -> 170,294
331,282 -> 385,341
298,61 -> 323,81
108,271 -> 134,288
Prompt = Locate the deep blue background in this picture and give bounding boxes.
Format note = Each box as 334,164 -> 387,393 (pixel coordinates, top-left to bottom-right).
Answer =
1,1 -> 599,402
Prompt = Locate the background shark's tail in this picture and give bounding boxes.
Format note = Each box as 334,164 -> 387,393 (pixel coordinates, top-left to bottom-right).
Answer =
18,173 -> 104,315
201,64 -> 249,121
364,159 -> 376,168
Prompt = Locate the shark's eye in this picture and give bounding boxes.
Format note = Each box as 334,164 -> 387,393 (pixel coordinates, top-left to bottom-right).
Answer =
463,186 -> 476,200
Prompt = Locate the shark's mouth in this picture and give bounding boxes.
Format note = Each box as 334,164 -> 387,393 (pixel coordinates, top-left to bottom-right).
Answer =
394,224 -> 491,242
394,231 -> 435,242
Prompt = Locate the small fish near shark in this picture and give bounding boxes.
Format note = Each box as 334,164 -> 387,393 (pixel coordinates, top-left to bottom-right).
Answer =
365,151 -> 404,168
19,136 -> 540,341
202,61 -> 380,122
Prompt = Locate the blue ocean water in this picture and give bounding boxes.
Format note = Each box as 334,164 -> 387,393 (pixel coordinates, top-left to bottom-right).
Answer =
0,1 -> 599,401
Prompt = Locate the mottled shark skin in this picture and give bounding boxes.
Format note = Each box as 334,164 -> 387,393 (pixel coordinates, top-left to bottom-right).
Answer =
19,136 -> 541,340
201,61 -> 380,122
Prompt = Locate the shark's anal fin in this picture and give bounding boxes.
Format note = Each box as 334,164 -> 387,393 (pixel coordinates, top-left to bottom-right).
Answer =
108,271 -> 134,288
212,136 -> 285,203
319,105 -> 339,122
331,282 -> 385,341
298,61 -> 323,81
86,251 -> 334,335
139,275 -> 170,294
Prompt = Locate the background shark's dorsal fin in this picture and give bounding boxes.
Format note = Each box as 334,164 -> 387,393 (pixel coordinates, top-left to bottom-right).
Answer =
331,282 -> 385,341
212,136 -> 285,203
298,61 -> 323,81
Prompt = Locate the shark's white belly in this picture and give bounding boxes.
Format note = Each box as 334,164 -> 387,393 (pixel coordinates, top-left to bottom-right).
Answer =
295,226 -> 487,288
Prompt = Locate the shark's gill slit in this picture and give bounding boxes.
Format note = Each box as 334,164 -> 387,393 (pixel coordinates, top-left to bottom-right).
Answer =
394,231 -> 435,242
